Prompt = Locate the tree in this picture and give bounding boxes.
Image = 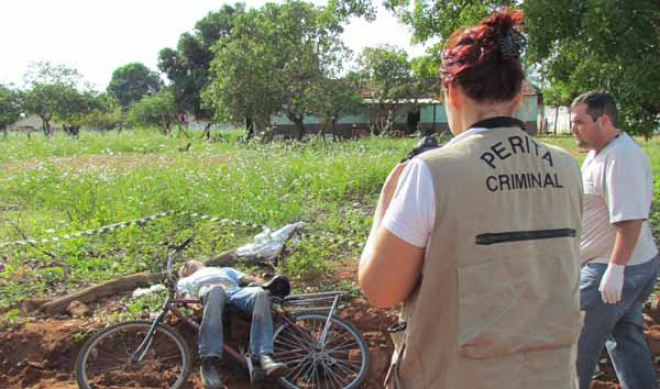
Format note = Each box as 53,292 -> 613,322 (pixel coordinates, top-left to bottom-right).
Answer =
127,89 -> 177,134
0,85 -> 22,136
78,94 -> 122,131
356,45 -> 417,133
54,90 -> 116,136
385,0 -> 660,138
323,0 -> 376,21
22,62 -> 87,136
309,73 -> 365,135
411,54 -> 439,80
23,61 -> 83,87
204,0 -> 353,140
523,0 -> 660,138
159,3 -> 245,120
22,83 -> 66,136
384,0 -> 513,43
107,63 -> 161,110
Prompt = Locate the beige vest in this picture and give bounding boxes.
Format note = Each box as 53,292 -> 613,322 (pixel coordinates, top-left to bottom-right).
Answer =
388,127 -> 583,389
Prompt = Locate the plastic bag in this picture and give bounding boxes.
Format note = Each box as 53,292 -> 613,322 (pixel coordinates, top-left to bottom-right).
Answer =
235,222 -> 305,263
132,284 -> 167,299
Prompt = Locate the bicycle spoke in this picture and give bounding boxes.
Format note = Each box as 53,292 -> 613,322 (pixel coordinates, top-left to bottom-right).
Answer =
78,322 -> 190,389
324,338 -> 359,353
156,353 -> 184,362
296,356 -> 318,385
87,362 -> 129,375
277,353 -> 309,364
276,332 -> 314,350
88,347 -> 131,365
331,357 -> 360,376
120,330 -> 141,357
312,359 -> 322,389
324,334 -> 358,352
300,357 -> 318,385
275,314 -> 367,389
286,354 -> 314,384
322,362 -> 347,389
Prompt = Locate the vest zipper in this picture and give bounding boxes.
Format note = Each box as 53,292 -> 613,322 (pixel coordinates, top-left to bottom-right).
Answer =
475,228 -> 576,245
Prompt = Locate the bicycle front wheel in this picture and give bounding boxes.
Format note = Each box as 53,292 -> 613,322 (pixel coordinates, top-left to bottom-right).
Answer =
75,320 -> 192,389
273,313 -> 369,389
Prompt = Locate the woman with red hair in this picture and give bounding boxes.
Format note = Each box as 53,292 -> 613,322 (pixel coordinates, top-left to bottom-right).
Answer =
359,9 -> 583,389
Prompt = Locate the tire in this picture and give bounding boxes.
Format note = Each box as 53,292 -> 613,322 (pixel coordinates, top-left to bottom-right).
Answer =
273,313 -> 369,389
75,320 -> 192,389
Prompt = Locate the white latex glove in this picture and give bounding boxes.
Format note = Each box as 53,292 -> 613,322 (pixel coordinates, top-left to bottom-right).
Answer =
599,263 -> 625,304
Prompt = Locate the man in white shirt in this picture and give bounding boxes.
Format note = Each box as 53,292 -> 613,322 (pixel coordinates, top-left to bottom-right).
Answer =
177,261 -> 287,389
571,90 -> 659,389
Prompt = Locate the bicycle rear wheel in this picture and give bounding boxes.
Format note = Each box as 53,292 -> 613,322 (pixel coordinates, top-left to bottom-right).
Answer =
75,320 -> 192,389
273,313 -> 369,389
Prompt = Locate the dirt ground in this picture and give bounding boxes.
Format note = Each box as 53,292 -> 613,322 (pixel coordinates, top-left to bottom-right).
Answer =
2,263 -> 660,389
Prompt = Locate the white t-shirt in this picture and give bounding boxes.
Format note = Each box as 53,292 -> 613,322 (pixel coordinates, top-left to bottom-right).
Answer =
177,267 -> 246,298
580,132 -> 658,265
380,127 -> 490,249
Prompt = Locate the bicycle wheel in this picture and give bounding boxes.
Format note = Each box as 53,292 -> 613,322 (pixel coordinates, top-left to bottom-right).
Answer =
75,320 -> 192,389
273,313 -> 369,389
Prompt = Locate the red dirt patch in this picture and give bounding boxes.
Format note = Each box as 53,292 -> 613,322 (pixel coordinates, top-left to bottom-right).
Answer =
0,153 -> 231,172
5,261 -> 658,389
0,320 -> 94,389
0,310 -> 394,389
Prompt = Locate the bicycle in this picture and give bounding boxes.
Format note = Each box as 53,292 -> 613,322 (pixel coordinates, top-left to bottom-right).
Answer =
75,236 -> 370,389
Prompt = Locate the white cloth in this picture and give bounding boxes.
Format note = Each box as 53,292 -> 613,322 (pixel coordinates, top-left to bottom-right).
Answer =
176,267 -> 246,299
382,127 -> 490,248
580,133 -> 658,265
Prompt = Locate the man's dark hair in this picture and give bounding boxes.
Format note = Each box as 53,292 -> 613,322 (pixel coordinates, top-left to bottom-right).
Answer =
571,90 -> 617,126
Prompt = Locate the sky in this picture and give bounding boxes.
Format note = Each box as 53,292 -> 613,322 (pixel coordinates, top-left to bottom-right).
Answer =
0,0 -> 431,91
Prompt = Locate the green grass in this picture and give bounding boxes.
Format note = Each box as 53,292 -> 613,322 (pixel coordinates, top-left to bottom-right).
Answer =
0,129 -> 658,321
0,128 -> 416,313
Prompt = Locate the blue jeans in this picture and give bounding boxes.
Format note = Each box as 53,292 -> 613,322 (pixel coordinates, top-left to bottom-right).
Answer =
577,256 -> 659,389
198,286 -> 275,358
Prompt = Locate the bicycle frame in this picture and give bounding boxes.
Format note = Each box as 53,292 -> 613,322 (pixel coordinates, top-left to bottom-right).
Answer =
131,291 -> 343,369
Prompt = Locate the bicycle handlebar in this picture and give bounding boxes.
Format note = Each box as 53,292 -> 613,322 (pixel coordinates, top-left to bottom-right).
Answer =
172,235 -> 195,252
166,235 -> 195,283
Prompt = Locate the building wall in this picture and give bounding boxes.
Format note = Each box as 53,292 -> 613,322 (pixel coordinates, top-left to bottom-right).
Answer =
7,115 -> 47,131
420,105 -> 447,124
337,112 -> 370,124
270,95 -> 540,136
515,96 -> 538,122
544,106 -> 571,134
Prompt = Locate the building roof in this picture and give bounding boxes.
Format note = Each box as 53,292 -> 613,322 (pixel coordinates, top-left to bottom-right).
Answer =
360,78 -> 540,104
362,98 -> 442,105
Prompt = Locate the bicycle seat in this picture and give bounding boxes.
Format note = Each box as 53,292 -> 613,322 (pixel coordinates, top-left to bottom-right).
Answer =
262,275 -> 291,298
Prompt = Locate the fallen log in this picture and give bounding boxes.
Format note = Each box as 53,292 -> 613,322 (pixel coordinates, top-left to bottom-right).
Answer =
203,248 -> 239,267
31,246 -> 266,316
39,272 -> 163,315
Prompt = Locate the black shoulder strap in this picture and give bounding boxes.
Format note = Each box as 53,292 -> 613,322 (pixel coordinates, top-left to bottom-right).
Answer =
468,116 -> 527,132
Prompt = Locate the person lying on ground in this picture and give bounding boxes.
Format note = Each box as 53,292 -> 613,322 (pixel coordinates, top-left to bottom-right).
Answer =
177,261 -> 287,389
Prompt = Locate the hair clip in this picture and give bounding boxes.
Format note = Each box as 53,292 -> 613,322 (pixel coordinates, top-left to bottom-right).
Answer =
498,29 -> 527,57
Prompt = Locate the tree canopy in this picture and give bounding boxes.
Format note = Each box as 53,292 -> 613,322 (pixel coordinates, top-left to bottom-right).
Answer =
309,73 -> 365,134
107,62 -> 161,110
204,0 -> 354,140
356,45 -> 429,133
0,85 -> 22,135
23,61 -> 83,88
385,0 -> 660,137
127,89 -> 178,134
158,3 -> 245,119
524,0 -> 660,137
